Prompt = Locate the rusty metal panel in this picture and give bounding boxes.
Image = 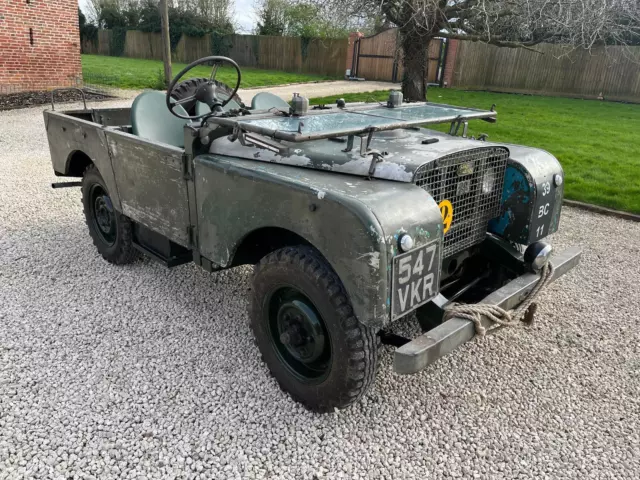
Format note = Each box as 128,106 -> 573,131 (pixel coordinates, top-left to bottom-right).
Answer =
105,130 -> 191,246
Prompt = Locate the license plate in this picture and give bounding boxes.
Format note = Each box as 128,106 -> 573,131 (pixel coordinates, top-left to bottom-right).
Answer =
391,240 -> 441,320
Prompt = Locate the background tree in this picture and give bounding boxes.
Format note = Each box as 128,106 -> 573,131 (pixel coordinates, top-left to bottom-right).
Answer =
186,0 -> 235,32
321,0 -> 640,100
256,0 -> 287,36
86,0 -> 234,34
255,0 -> 357,37
79,8 -> 99,51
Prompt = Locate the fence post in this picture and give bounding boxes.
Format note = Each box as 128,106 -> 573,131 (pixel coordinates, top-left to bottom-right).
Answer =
346,32 -> 363,78
159,0 -> 172,87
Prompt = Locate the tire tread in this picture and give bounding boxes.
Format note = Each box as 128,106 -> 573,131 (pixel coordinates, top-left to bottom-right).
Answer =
82,164 -> 137,265
250,246 -> 379,412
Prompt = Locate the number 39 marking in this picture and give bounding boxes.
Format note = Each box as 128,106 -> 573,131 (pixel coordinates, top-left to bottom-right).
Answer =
541,182 -> 551,196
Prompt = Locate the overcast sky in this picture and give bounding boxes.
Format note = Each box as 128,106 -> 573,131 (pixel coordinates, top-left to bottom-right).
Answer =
78,0 -> 257,33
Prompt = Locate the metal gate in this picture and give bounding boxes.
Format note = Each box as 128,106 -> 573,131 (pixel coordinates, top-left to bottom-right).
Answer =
351,29 -> 446,85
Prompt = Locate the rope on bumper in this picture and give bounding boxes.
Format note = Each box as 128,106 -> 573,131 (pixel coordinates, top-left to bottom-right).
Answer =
443,262 -> 555,336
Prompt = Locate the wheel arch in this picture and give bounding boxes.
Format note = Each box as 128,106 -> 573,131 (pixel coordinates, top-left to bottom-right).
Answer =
66,150 -> 94,177
230,226 -> 314,267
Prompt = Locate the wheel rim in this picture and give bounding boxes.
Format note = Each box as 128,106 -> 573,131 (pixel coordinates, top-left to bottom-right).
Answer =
267,287 -> 331,383
90,184 -> 116,246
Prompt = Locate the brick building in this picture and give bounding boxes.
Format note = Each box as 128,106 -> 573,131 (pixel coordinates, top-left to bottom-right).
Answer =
0,0 -> 82,94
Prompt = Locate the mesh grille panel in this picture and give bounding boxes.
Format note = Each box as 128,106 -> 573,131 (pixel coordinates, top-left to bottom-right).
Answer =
414,147 -> 509,257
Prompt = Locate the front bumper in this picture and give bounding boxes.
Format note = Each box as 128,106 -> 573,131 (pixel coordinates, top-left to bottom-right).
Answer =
393,246 -> 582,375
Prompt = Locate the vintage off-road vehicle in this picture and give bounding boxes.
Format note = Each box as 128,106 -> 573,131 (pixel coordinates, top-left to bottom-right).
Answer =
45,56 -> 581,412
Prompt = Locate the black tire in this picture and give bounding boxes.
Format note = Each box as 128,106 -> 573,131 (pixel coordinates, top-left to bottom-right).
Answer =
81,164 -> 137,265
250,246 -> 380,412
170,77 -> 244,114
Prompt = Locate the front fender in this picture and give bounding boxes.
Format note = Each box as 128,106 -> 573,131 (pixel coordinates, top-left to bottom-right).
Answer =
193,155 -> 442,328
488,145 -> 564,244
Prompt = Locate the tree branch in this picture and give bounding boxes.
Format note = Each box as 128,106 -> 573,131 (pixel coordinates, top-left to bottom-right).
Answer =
438,32 -> 546,53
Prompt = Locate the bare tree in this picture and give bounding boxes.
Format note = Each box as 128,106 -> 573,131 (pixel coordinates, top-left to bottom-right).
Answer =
323,0 -> 640,100
181,0 -> 235,29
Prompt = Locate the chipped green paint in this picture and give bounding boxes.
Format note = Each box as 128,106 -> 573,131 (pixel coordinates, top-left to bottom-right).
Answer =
415,226 -> 431,241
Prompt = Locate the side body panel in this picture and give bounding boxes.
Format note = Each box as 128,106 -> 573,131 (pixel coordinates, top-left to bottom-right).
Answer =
43,110 -> 122,210
104,129 -> 191,247
193,155 -> 443,328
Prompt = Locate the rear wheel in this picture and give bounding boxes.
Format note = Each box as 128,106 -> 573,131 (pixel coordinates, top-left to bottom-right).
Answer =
82,165 -> 137,265
250,246 -> 379,412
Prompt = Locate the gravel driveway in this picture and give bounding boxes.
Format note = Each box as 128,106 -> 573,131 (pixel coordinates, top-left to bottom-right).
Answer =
1,100 -> 639,479
238,80 -> 399,104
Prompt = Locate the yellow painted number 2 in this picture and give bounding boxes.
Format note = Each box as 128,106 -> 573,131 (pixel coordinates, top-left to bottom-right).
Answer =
439,200 -> 453,234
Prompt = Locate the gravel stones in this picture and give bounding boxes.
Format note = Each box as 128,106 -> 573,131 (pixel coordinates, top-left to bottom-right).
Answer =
1,100 -> 639,479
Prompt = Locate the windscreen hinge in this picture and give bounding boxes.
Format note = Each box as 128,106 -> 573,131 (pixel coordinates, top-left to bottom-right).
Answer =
187,225 -> 198,248
182,152 -> 193,181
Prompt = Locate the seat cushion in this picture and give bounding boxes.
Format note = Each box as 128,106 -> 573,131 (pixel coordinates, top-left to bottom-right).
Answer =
250,92 -> 290,111
130,91 -> 190,148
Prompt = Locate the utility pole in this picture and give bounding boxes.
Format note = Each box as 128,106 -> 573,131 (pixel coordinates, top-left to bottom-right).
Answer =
159,0 -> 172,88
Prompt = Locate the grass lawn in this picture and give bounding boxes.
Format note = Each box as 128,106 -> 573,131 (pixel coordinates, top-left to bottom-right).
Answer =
311,89 -> 640,214
82,54 -> 339,90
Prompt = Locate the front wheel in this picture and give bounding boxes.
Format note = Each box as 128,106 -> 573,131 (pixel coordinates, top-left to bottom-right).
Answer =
81,164 -> 137,265
250,246 -> 379,412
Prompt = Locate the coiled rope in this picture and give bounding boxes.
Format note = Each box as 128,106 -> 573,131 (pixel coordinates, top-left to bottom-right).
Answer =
443,263 -> 555,336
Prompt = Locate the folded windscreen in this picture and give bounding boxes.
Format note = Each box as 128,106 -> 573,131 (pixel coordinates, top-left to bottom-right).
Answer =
219,102 -> 496,142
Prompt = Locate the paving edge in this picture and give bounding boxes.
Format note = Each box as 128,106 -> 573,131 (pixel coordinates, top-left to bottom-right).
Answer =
564,199 -> 640,222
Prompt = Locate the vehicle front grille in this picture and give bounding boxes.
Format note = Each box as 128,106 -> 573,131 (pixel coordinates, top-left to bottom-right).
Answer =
413,147 -> 509,257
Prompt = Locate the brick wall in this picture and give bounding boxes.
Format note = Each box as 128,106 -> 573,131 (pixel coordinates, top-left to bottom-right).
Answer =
0,0 -> 82,94
441,39 -> 459,88
345,32 -> 363,77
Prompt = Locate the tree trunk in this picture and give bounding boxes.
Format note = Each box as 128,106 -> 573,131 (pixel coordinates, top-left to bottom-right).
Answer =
399,28 -> 431,101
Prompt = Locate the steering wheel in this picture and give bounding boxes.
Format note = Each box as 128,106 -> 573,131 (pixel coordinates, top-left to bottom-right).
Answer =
166,56 -> 242,120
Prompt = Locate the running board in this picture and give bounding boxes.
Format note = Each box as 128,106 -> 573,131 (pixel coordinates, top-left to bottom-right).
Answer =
133,242 -> 192,268
132,223 -> 192,268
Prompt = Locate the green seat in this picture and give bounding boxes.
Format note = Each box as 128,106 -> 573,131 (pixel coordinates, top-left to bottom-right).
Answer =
250,92 -> 290,111
130,91 -> 190,148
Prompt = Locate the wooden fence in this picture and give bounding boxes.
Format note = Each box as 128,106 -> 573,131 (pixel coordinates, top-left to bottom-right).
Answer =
88,30 -> 112,56
83,30 -> 348,77
353,29 -> 443,83
123,30 -> 164,60
82,28 -> 640,102
452,42 -> 640,103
